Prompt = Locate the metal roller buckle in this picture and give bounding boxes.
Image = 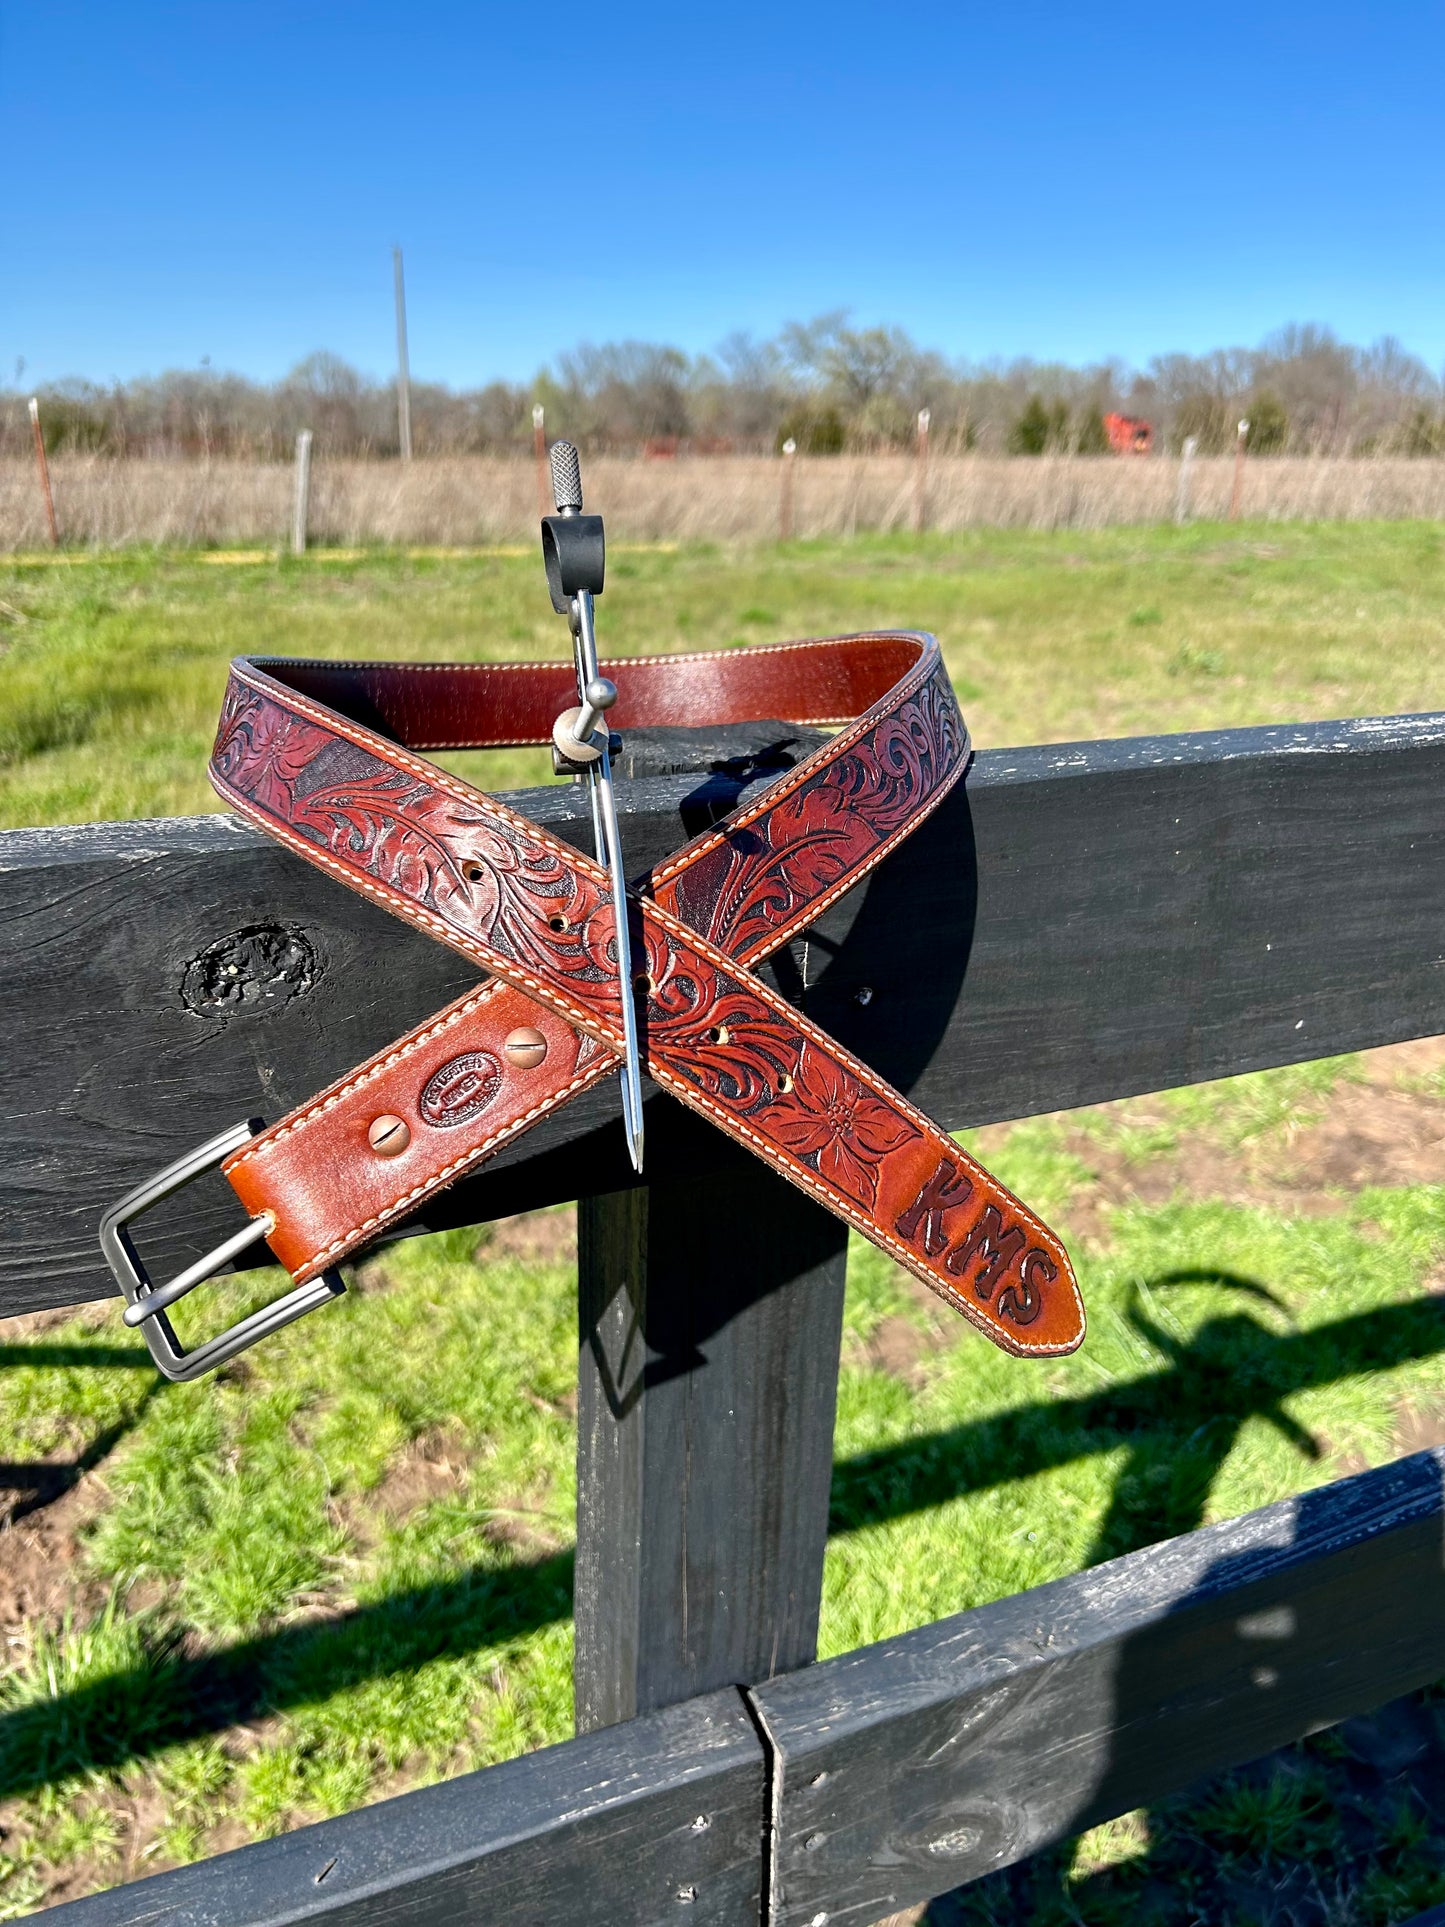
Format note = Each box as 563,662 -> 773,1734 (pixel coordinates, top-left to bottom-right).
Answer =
100,1121 -> 345,1382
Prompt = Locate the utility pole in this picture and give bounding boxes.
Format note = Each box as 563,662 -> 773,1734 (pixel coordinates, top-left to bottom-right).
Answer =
393,246 -> 413,461
779,437 -> 797,540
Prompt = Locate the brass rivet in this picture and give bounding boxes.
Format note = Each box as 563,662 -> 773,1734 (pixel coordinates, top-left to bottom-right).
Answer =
368,1114 -> 411,1156
503,1026 -> 548,1069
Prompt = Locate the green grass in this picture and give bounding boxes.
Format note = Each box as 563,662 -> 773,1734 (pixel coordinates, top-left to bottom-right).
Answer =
0,527 -> 1442,1917
3,520 -> 1444,828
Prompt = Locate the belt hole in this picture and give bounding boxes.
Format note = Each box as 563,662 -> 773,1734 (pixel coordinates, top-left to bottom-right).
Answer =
707,1024 -> 729,1046
777,1073 -> 794,1094
549,914 -> 570,933
633,972 -> 653,995
463,861 -> 485,884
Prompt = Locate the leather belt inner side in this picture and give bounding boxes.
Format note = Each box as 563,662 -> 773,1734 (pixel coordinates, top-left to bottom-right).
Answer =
209,632 -> 1085,1358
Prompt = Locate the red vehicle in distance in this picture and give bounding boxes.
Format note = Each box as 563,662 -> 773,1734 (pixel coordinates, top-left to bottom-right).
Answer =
1104,412 -> 1153,454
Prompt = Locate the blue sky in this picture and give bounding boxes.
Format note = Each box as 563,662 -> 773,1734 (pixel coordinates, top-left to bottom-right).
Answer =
4,1 -> 1442,387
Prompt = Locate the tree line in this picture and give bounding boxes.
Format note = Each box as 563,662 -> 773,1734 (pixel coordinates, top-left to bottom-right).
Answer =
5,317 -> 1443,460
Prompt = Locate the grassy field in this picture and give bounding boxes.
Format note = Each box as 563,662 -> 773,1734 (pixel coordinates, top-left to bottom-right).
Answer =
3,520 -> 1445,829
0,525 -> 1442,1921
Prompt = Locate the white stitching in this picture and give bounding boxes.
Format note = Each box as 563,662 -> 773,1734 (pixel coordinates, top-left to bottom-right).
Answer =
647,644 -> 940,884
223,640 -> 1081,1349
224,980 -> 515,1169
290,1055 -> 611,1273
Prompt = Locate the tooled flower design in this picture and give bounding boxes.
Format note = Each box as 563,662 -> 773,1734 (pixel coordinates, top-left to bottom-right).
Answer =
768,1040 -> 912,1209
213,690 -> 330,819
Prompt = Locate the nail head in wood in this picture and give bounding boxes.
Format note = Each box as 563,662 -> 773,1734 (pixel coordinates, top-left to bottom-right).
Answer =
367,1114 -> 411,1156
503,1026 -> 549,1069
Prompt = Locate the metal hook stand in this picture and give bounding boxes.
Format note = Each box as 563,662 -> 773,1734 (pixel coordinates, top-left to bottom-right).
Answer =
542,441 -> 645,1174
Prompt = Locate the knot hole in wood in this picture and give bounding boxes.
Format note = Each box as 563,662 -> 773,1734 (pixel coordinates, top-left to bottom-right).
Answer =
181,923 -> 321,1019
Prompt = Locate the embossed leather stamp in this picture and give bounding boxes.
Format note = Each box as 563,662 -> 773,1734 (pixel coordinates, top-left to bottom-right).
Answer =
419,1051 -> 504,1128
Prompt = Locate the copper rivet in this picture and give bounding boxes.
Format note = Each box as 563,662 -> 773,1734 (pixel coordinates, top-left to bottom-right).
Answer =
368,1114 -> 411,1156
503,1025 -> 548,1069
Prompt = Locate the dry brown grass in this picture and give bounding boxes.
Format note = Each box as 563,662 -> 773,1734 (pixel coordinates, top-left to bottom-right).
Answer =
5,453 -> 1445,550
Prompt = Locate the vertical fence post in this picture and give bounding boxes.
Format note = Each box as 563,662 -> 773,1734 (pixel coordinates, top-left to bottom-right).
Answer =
574,1147 -> 848,1732
533,405 -> 549,520
1229,417 -> 1249,521
779,436 -> 797,540
1174,434 -> 1198,525
292,430 -> 313,555
393,246 -> 413,462
914,407 -> 930,533
27,399 -> 59,547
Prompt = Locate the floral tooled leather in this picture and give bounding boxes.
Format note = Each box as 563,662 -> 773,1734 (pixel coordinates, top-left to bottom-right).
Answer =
212,636 -> 1085,1358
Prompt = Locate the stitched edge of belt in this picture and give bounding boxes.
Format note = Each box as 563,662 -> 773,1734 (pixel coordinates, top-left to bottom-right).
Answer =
117,632 -> 1086,1368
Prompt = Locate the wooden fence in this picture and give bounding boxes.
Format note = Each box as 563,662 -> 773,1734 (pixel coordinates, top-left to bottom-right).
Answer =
2,708 -> 1442,1922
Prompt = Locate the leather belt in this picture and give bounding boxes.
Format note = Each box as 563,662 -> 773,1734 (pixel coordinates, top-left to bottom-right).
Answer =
103,632 -> 1085,1377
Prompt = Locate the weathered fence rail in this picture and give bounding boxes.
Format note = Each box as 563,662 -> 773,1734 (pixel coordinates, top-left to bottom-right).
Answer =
1,709 -> 1441,1922
49,1450 -> 1445,1924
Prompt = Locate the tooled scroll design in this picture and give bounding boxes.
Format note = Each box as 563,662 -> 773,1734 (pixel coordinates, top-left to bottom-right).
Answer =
215,683 -> 624,995
639,923 -> 919,1214
664,662 -> 962,958
211,646 -> 1082,1354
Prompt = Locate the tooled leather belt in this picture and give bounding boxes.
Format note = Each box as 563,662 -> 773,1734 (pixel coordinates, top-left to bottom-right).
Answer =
102,631 -> 1084,1378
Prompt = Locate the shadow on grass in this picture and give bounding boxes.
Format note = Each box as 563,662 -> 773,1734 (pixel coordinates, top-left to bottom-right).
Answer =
0,1550 -> 576,1802
832,1281 -> 1445,1566
0,1281 -> 1441,1804
0,1344 -> 160,1524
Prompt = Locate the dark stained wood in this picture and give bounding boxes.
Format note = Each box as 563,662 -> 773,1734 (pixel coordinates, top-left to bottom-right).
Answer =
0,732 -> 816,1316
40,1448 -> 1445,1927
751,1447 -> 1445,1926
45,1688 -> 765,1926
575,1167 -> 847,1732
1,711 -> 1442,1315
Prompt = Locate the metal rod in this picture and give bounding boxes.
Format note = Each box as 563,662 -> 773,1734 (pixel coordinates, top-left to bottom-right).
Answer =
575,591 -> 645,1173
123,1216 -> 273,1325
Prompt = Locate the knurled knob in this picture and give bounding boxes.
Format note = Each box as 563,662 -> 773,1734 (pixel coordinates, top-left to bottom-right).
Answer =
549,440 -> 583,513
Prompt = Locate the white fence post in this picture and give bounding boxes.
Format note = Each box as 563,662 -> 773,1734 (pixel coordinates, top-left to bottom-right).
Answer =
292,430 -> 313,555
27,398 -> 60,546
1174,435 -> 1198,524
393,246 -> 413,462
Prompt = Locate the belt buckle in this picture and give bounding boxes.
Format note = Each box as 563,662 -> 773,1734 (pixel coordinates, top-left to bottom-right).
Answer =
100,1121 -> 345,1382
